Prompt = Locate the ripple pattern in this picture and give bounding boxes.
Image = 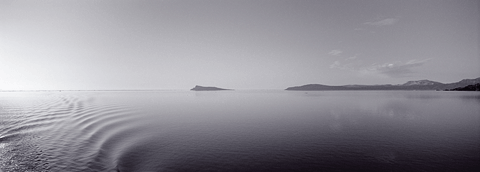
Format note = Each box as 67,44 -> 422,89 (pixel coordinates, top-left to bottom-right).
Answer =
1,91 -> 479,172
0,92 -> 143,172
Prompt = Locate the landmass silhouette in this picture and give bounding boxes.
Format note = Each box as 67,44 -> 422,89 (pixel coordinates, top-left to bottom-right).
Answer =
445,83 -> 480,91
190,85 -> 232,91
285,77 -> 480,91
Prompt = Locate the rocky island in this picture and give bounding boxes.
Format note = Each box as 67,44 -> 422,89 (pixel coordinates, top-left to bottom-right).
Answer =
190,85 -> 232,91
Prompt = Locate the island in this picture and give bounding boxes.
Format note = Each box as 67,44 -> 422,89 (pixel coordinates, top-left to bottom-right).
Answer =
190,85 -> 232,91
286,77 -> 480,91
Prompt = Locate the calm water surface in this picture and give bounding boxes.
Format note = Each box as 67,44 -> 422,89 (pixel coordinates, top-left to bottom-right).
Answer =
0,91 -> 479,171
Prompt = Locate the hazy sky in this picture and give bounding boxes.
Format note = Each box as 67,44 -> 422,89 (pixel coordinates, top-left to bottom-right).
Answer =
1,0 -> 479,90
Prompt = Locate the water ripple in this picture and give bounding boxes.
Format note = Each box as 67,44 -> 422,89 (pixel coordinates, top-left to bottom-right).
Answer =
0,92 -> 142,172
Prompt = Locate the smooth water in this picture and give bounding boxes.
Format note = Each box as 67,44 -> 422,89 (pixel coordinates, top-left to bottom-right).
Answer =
0,91 -> 479,172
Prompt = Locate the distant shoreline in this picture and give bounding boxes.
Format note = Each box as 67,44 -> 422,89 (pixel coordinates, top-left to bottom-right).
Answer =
1,77 -> 478,92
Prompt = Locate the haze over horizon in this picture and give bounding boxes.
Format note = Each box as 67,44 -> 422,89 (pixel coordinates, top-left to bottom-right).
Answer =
1,0 -> 479,90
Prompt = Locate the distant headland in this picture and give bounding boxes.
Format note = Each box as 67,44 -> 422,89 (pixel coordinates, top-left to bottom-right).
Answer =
285,77 -> 480,91
445,83 -> 480,91
190,85 -> 232,91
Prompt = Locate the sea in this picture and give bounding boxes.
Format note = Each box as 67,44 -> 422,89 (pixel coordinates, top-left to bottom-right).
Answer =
0,90 -> 479,172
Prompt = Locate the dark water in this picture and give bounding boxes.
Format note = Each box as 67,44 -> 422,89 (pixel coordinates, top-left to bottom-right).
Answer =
0,91 -> 479,172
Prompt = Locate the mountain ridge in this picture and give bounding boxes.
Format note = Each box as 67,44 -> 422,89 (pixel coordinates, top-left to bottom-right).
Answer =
402,80 -> 442,86
286,77 -> 480,91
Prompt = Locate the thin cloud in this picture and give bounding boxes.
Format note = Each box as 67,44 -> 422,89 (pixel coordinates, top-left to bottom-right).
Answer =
346,55 -> 358,60
329,54 -> 360,70
329,60 -> 359,71
328,49 -> 343,56
330,61 -> 355,70
364,59 -> 431,78
331,58 -> 431,78
364,18 -> 399,26
330,61 -> 342,69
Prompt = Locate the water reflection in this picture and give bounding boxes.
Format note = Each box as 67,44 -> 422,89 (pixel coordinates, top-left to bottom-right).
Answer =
379,100 -> 417,120
0,91 -> 479,171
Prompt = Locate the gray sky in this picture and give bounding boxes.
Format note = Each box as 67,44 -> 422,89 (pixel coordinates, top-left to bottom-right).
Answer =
1,0 -> 479,90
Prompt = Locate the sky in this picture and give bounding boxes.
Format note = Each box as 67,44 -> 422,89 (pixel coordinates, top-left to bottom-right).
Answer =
1,0 -> 479,90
